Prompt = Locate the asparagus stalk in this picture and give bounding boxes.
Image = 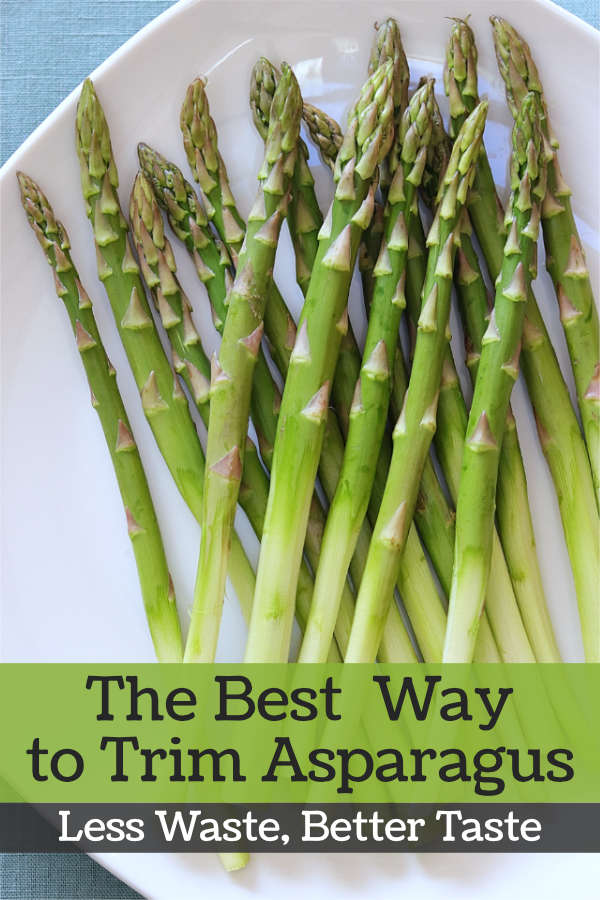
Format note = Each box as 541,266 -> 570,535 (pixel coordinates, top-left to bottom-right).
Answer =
346,100 -> 489,663
298,89 -> 498,662
251,58 -> 321,294
299,79 -> 435,663
491,16 -> 600,506
137,143 -> 280,468
426,63 -> 558,660
180,76 -> 292,379
131,163 -> 339,659
128,172 -> 264,613
18,172 -> 182,663
186,63 -> 302,663
446,19 -> 600,661
444,93 -> 551,662
455,222 -> 559,660
245,61 -> 396,663
75,79 -> 256,618
357,19 -> 410,312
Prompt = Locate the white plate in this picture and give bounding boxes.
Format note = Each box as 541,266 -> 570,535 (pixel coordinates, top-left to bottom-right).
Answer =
1,0 -> 598,896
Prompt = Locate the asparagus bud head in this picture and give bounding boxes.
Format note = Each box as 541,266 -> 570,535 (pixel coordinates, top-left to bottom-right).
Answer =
368,17 -> 409,118
435,99 -> 489,211
335,59 -> 395,183
508,92 -> 552,236
398,77 -> 435,172
444,17 -> 479,126
302,102 -> 343,172
75,80 -> 120,224
490,16 -> 543,123
250,57 -> 279,141
18,172 -> 64,263
180,77 -> 220,188
262,61 -> 302,166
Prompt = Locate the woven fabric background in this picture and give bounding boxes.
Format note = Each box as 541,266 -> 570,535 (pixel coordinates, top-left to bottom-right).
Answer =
0,0 -> 598,897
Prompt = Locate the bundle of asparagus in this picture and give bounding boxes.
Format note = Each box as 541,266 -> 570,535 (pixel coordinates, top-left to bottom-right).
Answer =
17,18 -> 600,877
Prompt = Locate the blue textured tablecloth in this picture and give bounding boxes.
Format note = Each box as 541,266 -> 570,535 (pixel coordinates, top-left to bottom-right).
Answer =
0,0 -> 598,897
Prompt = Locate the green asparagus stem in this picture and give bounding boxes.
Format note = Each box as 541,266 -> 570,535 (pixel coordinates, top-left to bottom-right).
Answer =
444,93 -> 551,662
358,18 -> 410,312
137,143 -> 277,467
491,16 -> 600,506
186,63 -> 302,663
18,172 -> 182,663
251,58 -> 322,294
346,100 -> 488,663
75,79 -> 256,620
129,173 -> 268,564
427,63 -> 558,661
298,87 -> 498,662
132,161 -> 339,660
446,19 -> 600,661
131,159 -> 272,536
180,76 -> 292,379
456,223 -> 559,660
180,77 -> 245,255
299,80 -> 435,663
245,61 -> 396,663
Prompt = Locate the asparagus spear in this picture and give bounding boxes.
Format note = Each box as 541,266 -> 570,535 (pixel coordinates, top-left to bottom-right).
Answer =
130,166 -> 338,658
251,58 -> 321,294
180,76 -> 245,256
180,76 -> 292,379
18,172 -> 182,663
446,19 -> 600,661
345,100 -> 489,663
299,79 -> 435,663
128,172 -> 264,607
75,79 -> 256,618
491,16 -> 600,506
298,90 -> 498,662
357,18 -> 410,311
186,63 -> 302,663
245,61 -> 396,663
444,93 -> 551,662
426,65 -> 558,661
